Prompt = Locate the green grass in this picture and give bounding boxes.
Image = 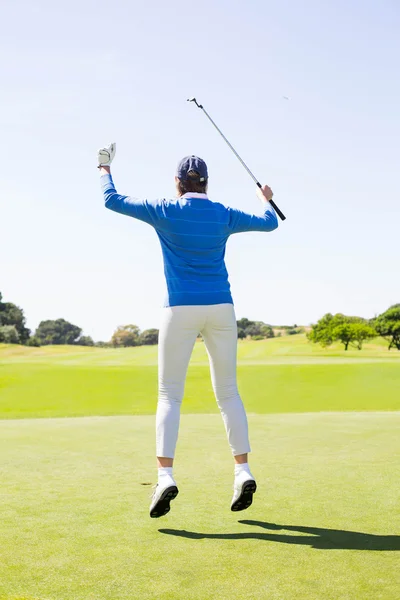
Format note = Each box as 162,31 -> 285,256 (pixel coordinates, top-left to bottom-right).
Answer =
1,362 -> 400,419
0,414 -> 399,600
1,336 -> 399,418
1,337 -> 399,598
1,334 -> 398,366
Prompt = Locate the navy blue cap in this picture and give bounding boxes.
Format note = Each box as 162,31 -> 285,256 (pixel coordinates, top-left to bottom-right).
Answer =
176,155 -> 208,181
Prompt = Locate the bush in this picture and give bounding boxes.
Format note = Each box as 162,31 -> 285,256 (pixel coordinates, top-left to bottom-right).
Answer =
287,327 -> 304,335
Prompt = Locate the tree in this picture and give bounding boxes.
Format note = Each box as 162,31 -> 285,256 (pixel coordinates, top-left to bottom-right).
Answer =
35,319 -> 82,345
237,328 -> 246,340
236,318 -> 274,340
331,322 -> 375,351
349,322 -> 376,350
375,304 -> 400,350
237,317 -> 252,340
0,325 -> 20,344
243,323 -> 262,337
95,341 -> 112,348
255,322 -> 274,338
77,335 -> 94,346
111,325 -> 141,347
307,313 -> 335,347
139,328 -> 159,345
331,322 -> 355,351
0,292 -> 30,344
308,313 -> 375,350
236,318 -> 253,330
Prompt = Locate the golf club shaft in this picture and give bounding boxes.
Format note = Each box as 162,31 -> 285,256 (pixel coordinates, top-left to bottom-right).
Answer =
191,101 -> 286,221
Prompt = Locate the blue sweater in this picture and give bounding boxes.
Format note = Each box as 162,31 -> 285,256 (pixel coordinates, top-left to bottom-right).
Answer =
102,173 -> 278,307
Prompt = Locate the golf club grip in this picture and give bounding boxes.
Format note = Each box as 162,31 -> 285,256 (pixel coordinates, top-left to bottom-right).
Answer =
256,182 -> 286,221
269,199 -> 286,221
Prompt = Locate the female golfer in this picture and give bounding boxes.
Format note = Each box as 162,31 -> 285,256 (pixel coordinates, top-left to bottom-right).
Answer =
98,143 -> 278,518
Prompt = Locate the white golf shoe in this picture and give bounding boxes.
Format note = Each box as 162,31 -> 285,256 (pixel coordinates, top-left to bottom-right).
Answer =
149,479 -> 179,518
231,472 -> 257,512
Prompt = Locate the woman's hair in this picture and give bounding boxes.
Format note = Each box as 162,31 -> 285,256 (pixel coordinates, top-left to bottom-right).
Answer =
177,170 -> 208,195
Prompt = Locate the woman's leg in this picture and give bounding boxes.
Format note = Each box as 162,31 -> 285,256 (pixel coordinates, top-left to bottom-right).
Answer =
201,304 -> 251,456
156,306 -> 203,461
201,304 -> 256,511
151,306 -> 203,518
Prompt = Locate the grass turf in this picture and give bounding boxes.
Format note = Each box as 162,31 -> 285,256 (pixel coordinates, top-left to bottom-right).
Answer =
1,334 -> 399,366
1,363 -> 400,419
0,413 -> 399,600
1,336 -> 400,419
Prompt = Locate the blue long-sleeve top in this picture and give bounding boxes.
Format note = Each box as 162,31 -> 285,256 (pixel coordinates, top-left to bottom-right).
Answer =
101,173 -> 278,307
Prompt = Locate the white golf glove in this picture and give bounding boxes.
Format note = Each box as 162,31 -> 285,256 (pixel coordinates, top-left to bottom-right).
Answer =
97,142 -> 116,167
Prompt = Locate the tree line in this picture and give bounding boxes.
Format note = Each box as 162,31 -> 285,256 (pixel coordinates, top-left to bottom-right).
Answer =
0,291 -> 399,350
308,306 -> 400,351
0,291 -> 160,347
0,292 -> 300,348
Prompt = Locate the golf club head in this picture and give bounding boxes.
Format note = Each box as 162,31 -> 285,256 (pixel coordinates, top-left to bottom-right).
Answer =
187,97 -> 203,109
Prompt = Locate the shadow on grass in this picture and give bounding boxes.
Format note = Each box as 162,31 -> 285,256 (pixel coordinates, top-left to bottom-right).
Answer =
159,520 -> 400,551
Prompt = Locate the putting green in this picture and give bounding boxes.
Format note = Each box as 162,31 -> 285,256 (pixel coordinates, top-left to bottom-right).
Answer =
0,413 -> 399,599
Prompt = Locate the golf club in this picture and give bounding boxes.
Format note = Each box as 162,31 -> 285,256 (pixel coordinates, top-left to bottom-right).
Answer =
187,98 -> 286,221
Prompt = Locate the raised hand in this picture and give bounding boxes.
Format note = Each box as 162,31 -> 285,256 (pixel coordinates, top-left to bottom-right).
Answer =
97,143 -> 116,168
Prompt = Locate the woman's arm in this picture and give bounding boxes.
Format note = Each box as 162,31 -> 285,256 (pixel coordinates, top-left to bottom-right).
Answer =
228,184 -> 279,234
100,171 -> 157,225
97,144 -> 156,225
99,166 -> 111,176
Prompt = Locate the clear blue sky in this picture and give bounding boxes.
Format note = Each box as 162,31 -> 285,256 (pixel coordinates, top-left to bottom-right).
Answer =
2,0 -> 399,341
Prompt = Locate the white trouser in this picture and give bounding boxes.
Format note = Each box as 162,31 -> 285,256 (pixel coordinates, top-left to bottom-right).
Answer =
156,304 -> 251,458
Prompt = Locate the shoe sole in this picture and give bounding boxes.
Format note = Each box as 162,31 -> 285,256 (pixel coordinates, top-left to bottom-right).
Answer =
231,480 -> 257,512
150,486 -> 179,518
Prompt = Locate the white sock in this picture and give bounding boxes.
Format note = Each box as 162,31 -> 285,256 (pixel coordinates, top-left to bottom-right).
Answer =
234,463 -> 253,479
158,467 -> 175,486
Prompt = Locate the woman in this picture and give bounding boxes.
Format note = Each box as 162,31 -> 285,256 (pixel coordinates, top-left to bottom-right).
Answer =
98,143 -> 278,518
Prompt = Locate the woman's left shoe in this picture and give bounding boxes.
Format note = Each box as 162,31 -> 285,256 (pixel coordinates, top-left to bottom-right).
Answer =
231,477 -> 257,512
